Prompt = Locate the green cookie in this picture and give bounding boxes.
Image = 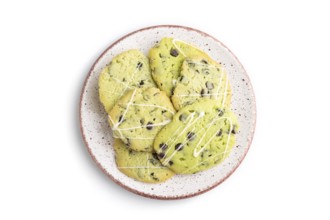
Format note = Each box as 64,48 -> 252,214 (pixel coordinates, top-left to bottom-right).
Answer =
99,49 -> 156,112
154,99 -> 239,174
148,37 -> 217,97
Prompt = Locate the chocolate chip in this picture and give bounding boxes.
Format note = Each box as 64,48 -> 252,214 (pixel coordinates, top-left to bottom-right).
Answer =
231,125 -> 237,134
206,81 -> 214,90
159,143 -> 168,151
202,68 -> 209,74
217,109 -> 224,117
137,62 -> 143,70
150,172 -> 155,176
188,62 -> 195,68
170,48 -> 179,57
126,138 -> 130,146
175,143 -> 184,151
146,122 -> 153,130
179,113 -> 187,121
118,115 -> 123,123
201,59 -> 208,64
152,153 -> 158,160
158,152 -> 165,159
171,87 -> 175,96
179,76 -> 184,82
161,110 -> 167,114
139,80 -> 144,86
201,89 -> 206,97
168,161 -> 174,165
216,129 -> 222,136
187,132 -> 196,141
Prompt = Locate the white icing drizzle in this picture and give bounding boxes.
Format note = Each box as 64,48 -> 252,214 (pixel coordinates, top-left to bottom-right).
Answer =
172,39 -> 188,57
172,38 -> 205,58
172,92 -> 230,97
111,76 -> 134,90
131,104 -> 175,115
108,114 -> 124,139
115,120 -> 171,131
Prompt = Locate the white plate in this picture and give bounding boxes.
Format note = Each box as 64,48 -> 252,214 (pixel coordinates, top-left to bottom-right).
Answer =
80,25 -> 256,199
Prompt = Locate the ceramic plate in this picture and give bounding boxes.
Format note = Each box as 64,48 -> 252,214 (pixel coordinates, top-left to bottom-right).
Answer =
80,25 -> 256,199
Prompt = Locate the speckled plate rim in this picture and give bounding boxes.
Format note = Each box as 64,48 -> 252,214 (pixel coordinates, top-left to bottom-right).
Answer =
79,25 -> 257,200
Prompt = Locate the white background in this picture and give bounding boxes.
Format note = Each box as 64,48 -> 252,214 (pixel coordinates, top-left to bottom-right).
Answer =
1,0 -> 329,219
